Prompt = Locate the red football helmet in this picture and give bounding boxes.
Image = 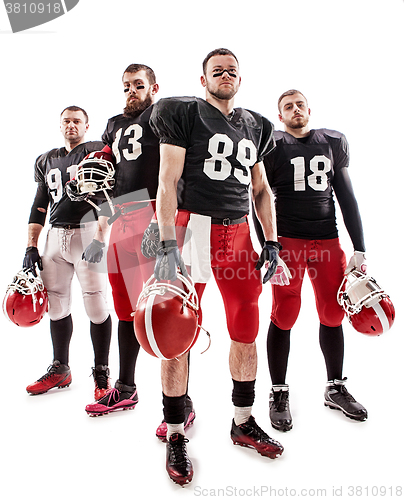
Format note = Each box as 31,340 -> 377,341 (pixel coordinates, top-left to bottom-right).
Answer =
134,274 -> 200,360
3,269 -> 48,327
337,270 -> 395,336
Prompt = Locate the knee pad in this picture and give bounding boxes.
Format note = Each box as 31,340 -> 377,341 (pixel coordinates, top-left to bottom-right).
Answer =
82,291 -> 109,324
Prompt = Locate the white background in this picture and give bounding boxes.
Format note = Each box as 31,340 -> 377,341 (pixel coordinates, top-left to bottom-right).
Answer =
0,1 -> 403,498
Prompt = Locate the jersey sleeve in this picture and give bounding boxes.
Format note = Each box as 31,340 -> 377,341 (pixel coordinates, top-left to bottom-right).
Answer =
328,131 -> 350,171
149,97 -> 193,148
257,116 -> 276,162
102,119 -> 114,148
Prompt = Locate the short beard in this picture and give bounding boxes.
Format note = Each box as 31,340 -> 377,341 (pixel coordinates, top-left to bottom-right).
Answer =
206,82 -> 238,101
287,116 -> 309,129
123,93 -> 153,118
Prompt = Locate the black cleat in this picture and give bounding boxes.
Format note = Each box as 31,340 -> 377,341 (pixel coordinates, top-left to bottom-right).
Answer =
231,415 -> 284,458
269,384 -> 293,432
324,378 -> 367,421
166,433 -> 193,486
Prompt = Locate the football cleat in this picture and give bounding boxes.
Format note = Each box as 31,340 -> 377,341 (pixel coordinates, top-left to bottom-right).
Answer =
324,378 -> 367,421
166,433 -> 193,486
269,384 -> 293,432
26,360 -> 71,395
85,380 -> 138,416
91,364 -> 111,401
231,415 -> 284,458
156,395 -> 196,442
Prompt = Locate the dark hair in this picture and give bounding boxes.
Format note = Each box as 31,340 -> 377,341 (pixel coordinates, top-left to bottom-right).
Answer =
60,106 -> 89,123
202,48 -> 238,75
277,89 -> 308,112
122,64 -> 156,85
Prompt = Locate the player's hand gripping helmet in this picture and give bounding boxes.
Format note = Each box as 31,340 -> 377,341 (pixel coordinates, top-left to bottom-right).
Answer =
66,150 -> 115,214
134,274 -> 200,360
337,270 -> 395,336
3,269 -> 48,327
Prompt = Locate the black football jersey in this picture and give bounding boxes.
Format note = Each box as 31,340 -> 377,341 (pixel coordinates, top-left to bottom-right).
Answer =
34,141 -> 104,226
150,97 -> 275,219
102,105 -> 160,201
265,129 -> 350,239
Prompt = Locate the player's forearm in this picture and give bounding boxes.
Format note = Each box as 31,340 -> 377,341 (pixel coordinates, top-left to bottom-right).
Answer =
253,183 -> 278,242
27,223 -> 43,248
156,183 -> 177,241
93,216 -> 111,244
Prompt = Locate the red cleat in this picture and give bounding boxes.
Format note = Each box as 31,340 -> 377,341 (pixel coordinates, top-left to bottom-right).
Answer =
26,360 -> 72,395
92,365 -> 111,401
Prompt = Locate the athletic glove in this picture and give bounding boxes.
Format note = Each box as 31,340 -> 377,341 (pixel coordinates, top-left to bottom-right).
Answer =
255,240 -> 282,284
23,246 -> 43,277
141,221 -> 160,259
82,239 -> 105,263
65,179 -> 88,202
345,251 -> 367,274
154,240 -> 188,281
269,257 -> 292,286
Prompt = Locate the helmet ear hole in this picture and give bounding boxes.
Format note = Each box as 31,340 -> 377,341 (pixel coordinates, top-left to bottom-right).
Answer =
338,270 -> 395,336
3,269 -> 48,327
134,274 -> 200,360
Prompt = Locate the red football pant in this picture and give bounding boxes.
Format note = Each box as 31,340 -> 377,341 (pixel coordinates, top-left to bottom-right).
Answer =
107,203 -> 156,322
271,237 -> 346,330
176,210 -> 262,344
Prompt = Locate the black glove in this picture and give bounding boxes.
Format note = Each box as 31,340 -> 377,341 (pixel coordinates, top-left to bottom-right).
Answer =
255,240 -> 282,284
65,179 -> 88,202
23,247 -> 43,277
141,222 -> 160,259
82,239 -> 105,263
154,240 -> 188,281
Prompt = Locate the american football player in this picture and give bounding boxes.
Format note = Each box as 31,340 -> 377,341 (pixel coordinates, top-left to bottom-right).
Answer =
253,90 -> 368,432
23,106 -> 112,398
83,65 -> 196,436
150,48 -> 284,486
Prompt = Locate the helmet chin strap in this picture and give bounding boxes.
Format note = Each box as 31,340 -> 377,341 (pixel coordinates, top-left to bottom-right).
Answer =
84,187 -> 115,216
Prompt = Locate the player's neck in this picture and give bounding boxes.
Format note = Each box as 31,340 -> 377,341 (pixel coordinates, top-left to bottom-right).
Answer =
65,138 -> 85,153
284,125 -> 311,139
206,94 -> 235,117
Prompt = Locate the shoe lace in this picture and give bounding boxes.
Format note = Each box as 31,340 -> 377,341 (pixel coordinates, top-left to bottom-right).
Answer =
339,385 -> 357,402
105,388 -> 120,405
243,418 -> 270,441
37,363 -> 59,382
92,367 -> 109,389
274,391 -> 289,412
170,435 -> 189,463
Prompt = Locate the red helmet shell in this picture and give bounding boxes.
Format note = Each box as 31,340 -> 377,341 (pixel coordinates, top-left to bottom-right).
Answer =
338,270 -> 395,336
348,295 -> 395,336
134,276 -> 199,360
3,284 -> 48,327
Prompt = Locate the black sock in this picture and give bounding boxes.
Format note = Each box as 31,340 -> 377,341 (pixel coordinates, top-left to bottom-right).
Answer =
232,379 -> 255,408
319,323 -> 344,381
267,321 -> 290,385
162,393 -> 186,424
90,315 -> 112,367
51,315 -> 73,365
118,320 -> 140,386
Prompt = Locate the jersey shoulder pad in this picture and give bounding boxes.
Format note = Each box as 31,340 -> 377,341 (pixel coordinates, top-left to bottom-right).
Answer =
150,96 -> 198,148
